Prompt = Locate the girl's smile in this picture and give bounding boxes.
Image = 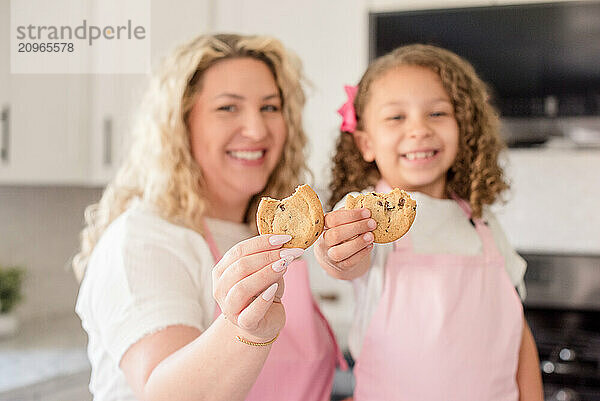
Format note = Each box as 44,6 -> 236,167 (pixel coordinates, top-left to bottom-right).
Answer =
400,149 -> 439,162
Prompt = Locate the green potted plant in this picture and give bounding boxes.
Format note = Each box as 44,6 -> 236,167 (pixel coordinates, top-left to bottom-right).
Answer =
0,265 -> 25,337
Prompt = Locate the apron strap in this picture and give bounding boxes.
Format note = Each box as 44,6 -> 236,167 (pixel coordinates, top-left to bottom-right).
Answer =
449,192 -> 501,261
202,219 -> 222,263
449,192 -> 472,218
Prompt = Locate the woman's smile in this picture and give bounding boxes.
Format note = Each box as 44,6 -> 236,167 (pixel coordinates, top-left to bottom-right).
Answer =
226,148 -> 268,166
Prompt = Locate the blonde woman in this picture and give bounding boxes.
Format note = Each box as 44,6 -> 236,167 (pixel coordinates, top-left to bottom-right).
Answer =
74,34 -> 344,401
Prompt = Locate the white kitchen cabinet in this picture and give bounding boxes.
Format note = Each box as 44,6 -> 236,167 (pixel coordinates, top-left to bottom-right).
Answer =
0,75 -> 90,185
0,0 -> 90,185
88,0 -> 212,185
1,0 -> 211,186
87,74 -> 144,185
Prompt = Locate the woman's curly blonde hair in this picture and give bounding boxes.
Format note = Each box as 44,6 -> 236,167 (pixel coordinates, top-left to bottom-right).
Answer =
73,33 -> 309,281
329,44 -> 508,217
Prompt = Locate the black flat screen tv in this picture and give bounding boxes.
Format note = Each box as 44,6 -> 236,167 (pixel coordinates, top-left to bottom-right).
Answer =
370,1 -> 600,118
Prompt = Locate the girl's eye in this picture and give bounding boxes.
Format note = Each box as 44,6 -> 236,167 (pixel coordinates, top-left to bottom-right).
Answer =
217,105 -> 236,112
388,115 -> 405,121
430,111 -> 450,117
261,104 -> 280,112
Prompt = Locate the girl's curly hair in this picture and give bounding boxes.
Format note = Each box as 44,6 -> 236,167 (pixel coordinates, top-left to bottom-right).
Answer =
73,34 -> 309,281
329,44 -> 509,217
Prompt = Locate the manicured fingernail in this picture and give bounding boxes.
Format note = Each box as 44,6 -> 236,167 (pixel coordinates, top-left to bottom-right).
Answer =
363,232 -> 374,243
361,209 -> 371,218
367,219 -> 377,229
280,248 -> 304,258
269,234 -> 292,246
272,256 -> 294,272
262,283 -> 278,301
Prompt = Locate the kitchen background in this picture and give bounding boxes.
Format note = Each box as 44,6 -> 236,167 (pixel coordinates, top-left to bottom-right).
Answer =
1,0 -> 599,400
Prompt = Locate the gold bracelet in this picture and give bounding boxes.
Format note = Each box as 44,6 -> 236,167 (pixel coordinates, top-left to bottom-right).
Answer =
236,332 -> 279,347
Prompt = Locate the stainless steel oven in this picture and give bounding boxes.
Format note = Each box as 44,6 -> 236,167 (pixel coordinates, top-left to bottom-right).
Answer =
522,253 -> 600,401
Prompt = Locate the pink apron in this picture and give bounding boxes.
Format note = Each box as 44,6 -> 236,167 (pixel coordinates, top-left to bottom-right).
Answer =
353,181 -> 523,401
203,224 -> 347,401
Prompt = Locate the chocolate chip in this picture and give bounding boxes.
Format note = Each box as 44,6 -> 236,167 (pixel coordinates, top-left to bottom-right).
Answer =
315,219 -> 319,224
413,206 -> 416,211
304,240 -> 309,245
278,204 -> 285,211
385,201 -> 394,211
377,201 -> 383,206
398,198 -> 405,208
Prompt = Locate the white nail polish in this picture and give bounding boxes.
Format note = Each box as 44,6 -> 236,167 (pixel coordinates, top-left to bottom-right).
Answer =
272,256 -> 293,272
269,235 -> 292,246
262,283 -> 278,301
280,248 -> 304,258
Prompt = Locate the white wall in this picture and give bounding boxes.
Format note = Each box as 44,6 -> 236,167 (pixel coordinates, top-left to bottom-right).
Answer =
0,186 -> 102,321
497,149 -> 600,254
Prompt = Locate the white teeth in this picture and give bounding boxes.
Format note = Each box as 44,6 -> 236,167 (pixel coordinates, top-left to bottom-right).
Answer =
228,150 -> 265,160
404,151 -> 435,160
229,150 -> 265,160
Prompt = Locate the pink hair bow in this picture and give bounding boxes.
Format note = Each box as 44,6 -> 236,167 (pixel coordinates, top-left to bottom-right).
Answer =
337,85 -> 358,133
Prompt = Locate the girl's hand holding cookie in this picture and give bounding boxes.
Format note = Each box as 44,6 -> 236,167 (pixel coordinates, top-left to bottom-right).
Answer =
212,234 -> 304,342
319,208 -> 376,271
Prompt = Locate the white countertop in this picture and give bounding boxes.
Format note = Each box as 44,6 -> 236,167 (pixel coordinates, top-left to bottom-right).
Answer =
0,313 -> 90,395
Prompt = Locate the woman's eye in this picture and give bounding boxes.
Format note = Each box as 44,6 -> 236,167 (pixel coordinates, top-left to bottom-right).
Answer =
217,105 -> 236,112
261,104 -> 280,112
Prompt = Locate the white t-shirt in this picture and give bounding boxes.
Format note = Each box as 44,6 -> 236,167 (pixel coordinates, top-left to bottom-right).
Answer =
334,191 -> 527,359
75,199 -> 253,401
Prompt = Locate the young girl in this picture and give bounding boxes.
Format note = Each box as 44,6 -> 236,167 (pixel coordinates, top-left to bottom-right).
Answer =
74,34 -> 344,401
315,44 -> 543,400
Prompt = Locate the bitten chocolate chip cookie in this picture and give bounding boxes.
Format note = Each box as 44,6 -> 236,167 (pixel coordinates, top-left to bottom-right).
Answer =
345,188 -> 417,243
257,184 -> 325,249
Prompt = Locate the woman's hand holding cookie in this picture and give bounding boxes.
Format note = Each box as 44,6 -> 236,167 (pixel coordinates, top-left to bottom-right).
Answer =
212,234 -> 304,342
318,208 -> 376,271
